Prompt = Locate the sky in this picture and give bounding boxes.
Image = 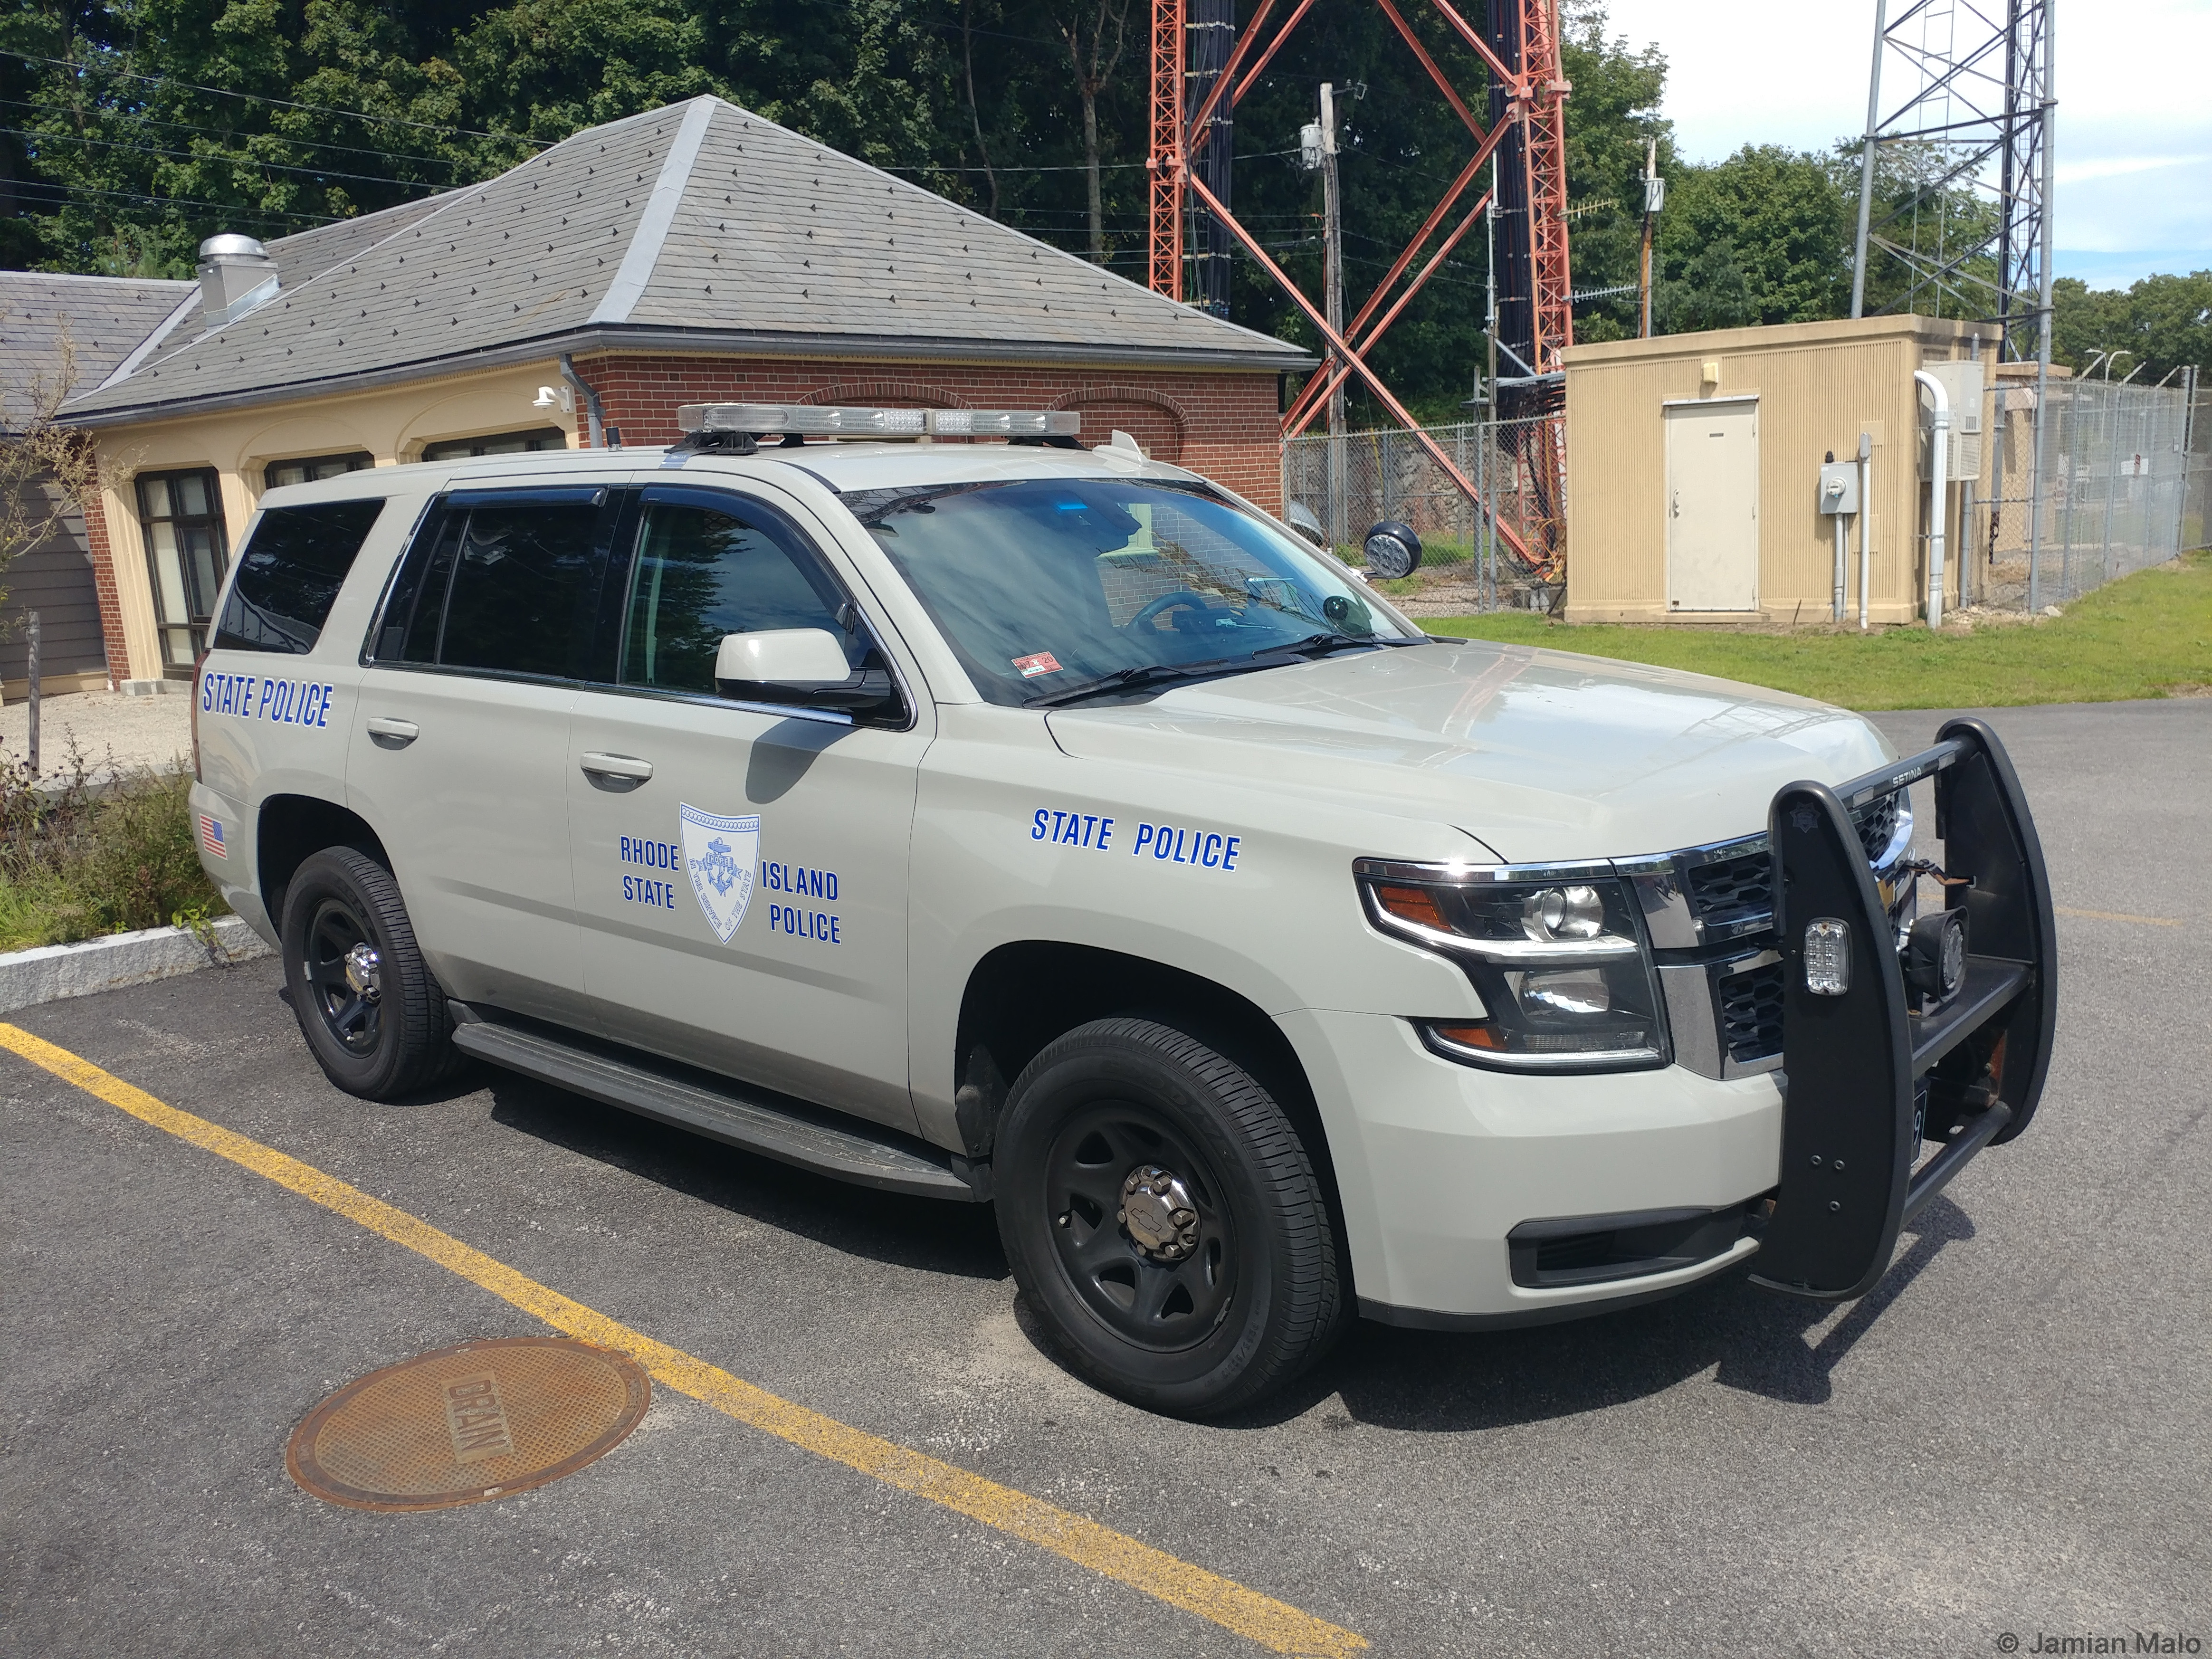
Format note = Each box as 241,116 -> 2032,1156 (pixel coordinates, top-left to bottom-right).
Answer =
1600,0 -> 2212,290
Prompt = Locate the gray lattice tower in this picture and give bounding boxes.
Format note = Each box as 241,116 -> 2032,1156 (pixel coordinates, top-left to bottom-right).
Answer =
1850,0 -> 2056,369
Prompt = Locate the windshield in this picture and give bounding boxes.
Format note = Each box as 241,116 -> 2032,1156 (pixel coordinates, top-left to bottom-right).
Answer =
845,478 -> 1421,707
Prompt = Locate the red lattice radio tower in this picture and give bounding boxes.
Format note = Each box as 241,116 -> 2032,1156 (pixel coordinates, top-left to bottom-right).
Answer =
1146,0 -> 1575,575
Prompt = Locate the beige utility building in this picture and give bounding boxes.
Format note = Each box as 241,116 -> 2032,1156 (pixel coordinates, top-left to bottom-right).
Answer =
1561,315 -> 1993,627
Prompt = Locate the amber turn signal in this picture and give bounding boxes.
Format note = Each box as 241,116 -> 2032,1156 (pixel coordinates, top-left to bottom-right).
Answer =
1430,1021 -> 1506,1050
1375,884 -> 1449,930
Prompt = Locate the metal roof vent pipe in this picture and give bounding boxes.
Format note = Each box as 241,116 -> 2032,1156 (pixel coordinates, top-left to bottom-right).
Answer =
196,234 -> 278,328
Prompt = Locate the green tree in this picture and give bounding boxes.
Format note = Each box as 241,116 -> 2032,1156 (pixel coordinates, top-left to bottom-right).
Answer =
2053,271 -> 2212,383
1654,143 -> 1851,331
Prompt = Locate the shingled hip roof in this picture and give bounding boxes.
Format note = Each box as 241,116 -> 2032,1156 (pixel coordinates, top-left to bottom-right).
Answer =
62,95 -> 1310,426
0,271 -> 195,431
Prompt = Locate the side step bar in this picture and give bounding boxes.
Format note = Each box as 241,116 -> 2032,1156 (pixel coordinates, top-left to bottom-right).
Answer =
448,1006 -> 984,1203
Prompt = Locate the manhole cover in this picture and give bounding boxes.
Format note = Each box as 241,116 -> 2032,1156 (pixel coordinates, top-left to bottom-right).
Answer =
286,1336 -> 650,1512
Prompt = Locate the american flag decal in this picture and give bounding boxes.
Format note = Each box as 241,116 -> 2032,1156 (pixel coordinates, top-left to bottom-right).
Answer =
199,815 -> 228,859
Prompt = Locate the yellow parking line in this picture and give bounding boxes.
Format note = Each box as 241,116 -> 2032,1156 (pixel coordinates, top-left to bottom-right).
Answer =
2054,906 -> 2181,926
0,1022 -> 1364,1659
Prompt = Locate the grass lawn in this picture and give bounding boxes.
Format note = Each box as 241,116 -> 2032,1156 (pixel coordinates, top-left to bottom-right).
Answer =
1424,550 -> 2212,709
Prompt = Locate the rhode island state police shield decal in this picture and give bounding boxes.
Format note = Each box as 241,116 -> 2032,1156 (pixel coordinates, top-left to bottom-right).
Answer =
678,804 -> 761,944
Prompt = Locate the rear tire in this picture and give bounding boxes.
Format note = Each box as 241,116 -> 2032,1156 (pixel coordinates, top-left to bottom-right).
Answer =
993,1017 -> 1342,1417
280,848 -> 459,1100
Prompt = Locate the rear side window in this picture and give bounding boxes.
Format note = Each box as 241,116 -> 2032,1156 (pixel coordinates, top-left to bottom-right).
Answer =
214,498 -> 388,655
372,492 -> 608,679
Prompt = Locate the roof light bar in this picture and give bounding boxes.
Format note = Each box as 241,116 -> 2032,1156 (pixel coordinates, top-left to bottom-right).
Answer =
675,403 -> 1081,441
925,409 -> 1081,437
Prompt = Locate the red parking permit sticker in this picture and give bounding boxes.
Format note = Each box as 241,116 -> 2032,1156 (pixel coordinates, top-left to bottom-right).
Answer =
1013,652 -> 1063,678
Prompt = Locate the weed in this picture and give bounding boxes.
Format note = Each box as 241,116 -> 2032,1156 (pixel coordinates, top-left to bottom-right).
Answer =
0,744 -> 227,951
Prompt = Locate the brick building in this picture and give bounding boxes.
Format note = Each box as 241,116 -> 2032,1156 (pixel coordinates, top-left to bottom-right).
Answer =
55,95 -> 1310,688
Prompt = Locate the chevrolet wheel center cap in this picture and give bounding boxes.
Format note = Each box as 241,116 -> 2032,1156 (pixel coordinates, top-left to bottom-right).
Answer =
1118,1165 -> 1201,1261
343,942 -> 382,1001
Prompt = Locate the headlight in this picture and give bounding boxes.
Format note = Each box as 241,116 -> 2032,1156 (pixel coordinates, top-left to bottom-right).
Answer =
1356,862 -> 1670,1072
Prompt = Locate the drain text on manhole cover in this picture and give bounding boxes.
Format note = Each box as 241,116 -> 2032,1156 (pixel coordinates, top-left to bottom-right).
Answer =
287,1336 -> 650,1512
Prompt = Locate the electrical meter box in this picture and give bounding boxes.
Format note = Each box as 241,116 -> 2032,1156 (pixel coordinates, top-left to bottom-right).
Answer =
1918,357 -> 1985,482
1818,461 -> 1859,515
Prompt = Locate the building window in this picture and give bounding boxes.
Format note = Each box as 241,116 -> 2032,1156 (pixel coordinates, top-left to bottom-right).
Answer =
419,427 -> 569,462
136,468 -> 229,673
263,451 -> 373,490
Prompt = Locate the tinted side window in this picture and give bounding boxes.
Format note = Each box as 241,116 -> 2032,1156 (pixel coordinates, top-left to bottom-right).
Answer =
215,499 -> 387,654
371,495 -> 606,678
619,500 -> 863,694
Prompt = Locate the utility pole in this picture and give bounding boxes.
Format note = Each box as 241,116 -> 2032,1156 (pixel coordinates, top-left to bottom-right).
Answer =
1321,84 -> 1345,442
1639,137 -> 1662,339
1486,152 -> 1499,402
1320,82 -> 1346,548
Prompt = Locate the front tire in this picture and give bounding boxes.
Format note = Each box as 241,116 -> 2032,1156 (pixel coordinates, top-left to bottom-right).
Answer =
280,847 -> 458,1099
993,1018 -> 1342,1416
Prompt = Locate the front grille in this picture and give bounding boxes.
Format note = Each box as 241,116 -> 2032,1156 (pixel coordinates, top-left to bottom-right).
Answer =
1853,790 -> 1903,862
1717,960 -> 1787,1062
1682,790 -> 1903,934
1685,851 -> 1772,928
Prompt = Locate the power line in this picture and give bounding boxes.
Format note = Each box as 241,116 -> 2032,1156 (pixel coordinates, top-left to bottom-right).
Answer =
0,123 -> 449,193
9,176 -> 342,226
0,92 -> 467,171
0,48 -> 502,139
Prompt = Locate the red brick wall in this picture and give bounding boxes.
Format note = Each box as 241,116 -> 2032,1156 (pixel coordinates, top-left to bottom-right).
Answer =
78,439 -> 130,688
572,354 -> 1285,511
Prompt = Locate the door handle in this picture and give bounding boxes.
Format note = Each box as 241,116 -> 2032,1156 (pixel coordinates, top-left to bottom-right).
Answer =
365,716 -> 419,748
580,751 -> 654,784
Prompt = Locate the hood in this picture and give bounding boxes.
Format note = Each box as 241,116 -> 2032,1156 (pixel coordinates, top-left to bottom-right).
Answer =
1045,640 -> 1895,863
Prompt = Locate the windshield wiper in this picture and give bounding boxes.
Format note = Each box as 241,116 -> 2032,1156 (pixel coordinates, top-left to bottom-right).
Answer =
1030,658 -> 1251,708
1260,631 -> 1386,660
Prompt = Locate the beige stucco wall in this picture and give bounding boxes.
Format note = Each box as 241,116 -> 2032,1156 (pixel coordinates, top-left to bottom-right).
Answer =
93,360 -> 582,681
1562,315 -> 1993,626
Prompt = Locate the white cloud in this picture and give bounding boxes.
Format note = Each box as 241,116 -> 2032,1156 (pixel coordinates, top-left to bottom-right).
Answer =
1594,0 -> 2212,283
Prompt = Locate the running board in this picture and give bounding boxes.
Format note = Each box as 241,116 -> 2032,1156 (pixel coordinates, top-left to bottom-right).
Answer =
448,1006 -> 982,1202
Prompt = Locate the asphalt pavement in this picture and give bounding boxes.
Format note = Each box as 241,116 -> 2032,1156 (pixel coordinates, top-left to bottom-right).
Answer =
2,698 -> 2207,1657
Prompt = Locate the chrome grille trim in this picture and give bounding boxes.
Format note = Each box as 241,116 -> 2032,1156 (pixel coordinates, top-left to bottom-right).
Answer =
1619,789 -> 1914,952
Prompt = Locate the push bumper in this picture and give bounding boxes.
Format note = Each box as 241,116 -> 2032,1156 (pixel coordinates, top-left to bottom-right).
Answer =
1753,715 -> 2054,1298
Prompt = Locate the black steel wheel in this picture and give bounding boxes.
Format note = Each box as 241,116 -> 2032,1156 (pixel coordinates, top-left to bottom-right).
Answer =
280,847 -> 460,1100
994,1017 -> 1342,1416
302,896 -> 382,1056
1044,1100 -> 1239,1351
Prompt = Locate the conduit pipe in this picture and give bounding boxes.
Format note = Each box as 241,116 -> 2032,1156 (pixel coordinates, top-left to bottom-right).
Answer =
1915,369 -> 1950,631
1858,431 -> 1873,631
560,354 -> 609,448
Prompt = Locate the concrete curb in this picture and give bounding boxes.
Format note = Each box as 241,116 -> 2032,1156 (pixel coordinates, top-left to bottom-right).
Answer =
0,915 -> 271,1015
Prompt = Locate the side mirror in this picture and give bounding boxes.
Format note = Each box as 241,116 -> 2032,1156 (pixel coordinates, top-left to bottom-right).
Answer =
714,629 -> 902,719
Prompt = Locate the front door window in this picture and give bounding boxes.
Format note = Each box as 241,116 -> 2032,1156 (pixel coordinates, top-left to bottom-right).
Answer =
137,469 -> 229,671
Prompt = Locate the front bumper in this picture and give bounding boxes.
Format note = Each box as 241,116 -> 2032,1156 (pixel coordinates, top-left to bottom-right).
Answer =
1283,1005 -> 1780,1321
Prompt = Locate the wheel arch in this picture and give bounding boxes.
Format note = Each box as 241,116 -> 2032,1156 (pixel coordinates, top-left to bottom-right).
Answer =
951,941 -> 1347,1253
257,793 -> 389,930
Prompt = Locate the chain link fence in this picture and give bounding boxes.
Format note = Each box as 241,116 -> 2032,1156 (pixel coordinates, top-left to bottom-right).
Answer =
1279,415 -> 1566,611
1976,373 -> 2203,612
2182,385 -> 2212,556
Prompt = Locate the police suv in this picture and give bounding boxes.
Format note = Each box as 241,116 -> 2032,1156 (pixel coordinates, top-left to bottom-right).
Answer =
192,403 -> 2055,1415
